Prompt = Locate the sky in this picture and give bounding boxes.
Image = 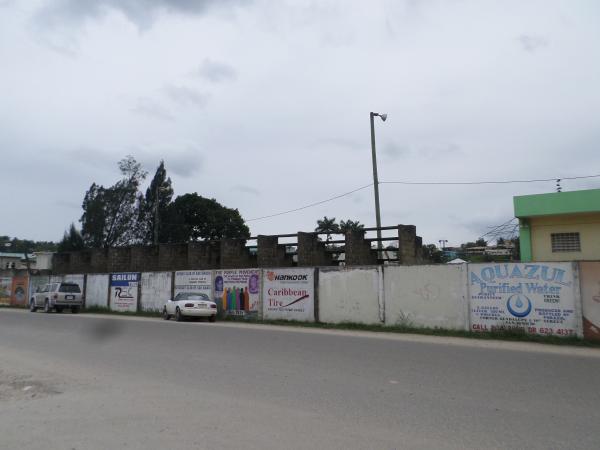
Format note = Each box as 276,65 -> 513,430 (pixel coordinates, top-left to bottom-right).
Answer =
1,0 -> 599,247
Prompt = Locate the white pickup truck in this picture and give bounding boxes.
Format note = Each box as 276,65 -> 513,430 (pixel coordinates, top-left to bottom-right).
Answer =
30,282 -> 83,313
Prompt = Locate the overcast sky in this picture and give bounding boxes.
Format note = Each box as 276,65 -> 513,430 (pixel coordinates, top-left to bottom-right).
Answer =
1,0 -> 599,247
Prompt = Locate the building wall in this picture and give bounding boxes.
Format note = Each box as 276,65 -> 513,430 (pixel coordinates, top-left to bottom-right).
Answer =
530,213 -> 600,261
140,272 -> 172,312
85,274 -> 110,308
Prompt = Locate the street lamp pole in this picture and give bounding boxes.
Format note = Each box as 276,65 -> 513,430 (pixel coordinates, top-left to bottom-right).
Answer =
370,112 -> 387,259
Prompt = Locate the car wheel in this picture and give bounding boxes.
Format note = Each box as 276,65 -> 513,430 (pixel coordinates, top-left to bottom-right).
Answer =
209,315 -> 216,323
29,300 -> 37,312
44,300 -> 51,313
71,306 -> 79,314
175,307 -> 183,322
162,307 -> 170,320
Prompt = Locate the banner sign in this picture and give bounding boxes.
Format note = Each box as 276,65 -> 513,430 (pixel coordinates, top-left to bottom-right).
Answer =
10,276 -> 29,306
469,263 -> 578,336
0,277 -> 11,305
174,271 -> 212,298
110,272 -> 140,312
263,268 -> 314,321
214,269 -> 260,317
579,262 -> 600,341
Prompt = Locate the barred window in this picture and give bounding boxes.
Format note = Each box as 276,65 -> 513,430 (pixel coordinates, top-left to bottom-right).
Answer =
551,233 -> 581,252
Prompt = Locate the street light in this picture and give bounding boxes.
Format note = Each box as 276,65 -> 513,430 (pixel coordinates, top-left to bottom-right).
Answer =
370,112 -> 387,259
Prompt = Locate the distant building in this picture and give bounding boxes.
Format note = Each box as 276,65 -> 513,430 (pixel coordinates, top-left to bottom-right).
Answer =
0,252 -> 53,271
514,188 -> 600,262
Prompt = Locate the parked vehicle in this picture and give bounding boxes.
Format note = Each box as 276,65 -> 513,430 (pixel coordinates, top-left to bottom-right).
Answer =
30,282 -> 83,313
163,292 -> 217,322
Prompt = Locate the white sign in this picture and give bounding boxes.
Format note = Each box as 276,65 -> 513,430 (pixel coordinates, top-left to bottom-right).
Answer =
174,270 -> 212,297
469,263 -> 578,337
262,268 -> 314,321
110,272 -> 140,312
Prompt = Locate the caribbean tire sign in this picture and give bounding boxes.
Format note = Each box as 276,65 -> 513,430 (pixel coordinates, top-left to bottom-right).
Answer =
110,272 -> 140,312
469,263 -> 579,337
262,268 -> 314,322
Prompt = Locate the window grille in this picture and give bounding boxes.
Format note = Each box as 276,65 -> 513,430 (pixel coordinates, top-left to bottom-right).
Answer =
551,233 -> 581,252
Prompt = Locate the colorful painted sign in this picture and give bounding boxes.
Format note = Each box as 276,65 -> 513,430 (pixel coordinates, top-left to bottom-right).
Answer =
469,263 -> 579,337
0,277 -> 11,305
10,276 -> 29,306
110,272 -> 140,312
262,268 -> 314,321
174,271 -> 212,298
579,262 -> 600,341
213,269 -> 260,317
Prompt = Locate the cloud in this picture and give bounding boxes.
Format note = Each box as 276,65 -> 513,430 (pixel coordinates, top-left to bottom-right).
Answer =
163,85 -> 209,108
383,141 -> 411,159
231,185 -> 260,196
517,34 -> 549,53
36,0 -> 250,29
131,98 -> 174,121
194,59 -> 237,83
383,142 -> 462,160
164,150 -> 203,178
312,137 -> 364,151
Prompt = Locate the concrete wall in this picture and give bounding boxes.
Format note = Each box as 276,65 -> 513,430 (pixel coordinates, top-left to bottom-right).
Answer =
140,272 -> 172,312
318,267 -> 383,325
86,274 -> 109,308
384,265 -> 469,330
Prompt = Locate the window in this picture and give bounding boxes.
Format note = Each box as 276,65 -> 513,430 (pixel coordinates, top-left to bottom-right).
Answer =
551,232 -> 581,252
59,283 -> 81,293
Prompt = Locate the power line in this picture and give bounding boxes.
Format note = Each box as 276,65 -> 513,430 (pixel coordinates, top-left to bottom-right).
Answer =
246,183 -> 373,222
380,174 -> 600,185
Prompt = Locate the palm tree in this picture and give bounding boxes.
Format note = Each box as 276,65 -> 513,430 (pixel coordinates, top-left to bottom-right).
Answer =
315,216 -> 340,243
339,219 -> 364,234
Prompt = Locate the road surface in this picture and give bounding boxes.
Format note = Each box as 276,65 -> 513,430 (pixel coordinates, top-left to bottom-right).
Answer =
1,308 -> 599,449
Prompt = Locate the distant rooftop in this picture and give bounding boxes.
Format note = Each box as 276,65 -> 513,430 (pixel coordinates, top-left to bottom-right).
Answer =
0,252 -> 36,259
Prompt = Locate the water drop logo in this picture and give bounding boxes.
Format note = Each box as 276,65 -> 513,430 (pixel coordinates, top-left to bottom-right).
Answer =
506,294 -> 532,318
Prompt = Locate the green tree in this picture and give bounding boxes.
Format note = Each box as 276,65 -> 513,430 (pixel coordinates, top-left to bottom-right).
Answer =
339,219 -> 365,233
315,216 -> 340,242
161,193 -> 250,242
422,244 -> 443,263
475,238 -> 488,247
57,223 -> 85,252
138,160 -> 174,244
80,156 -> 147,248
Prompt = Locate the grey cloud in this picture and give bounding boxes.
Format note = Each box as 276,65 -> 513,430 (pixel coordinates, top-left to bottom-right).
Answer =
67,147 -> 118,170
384,142 -> 462,160
36,0 -> 250,29
313,137 -> 364,151
131,98 -> 174,121
517,35 -> 549,53
231,185 -> 260,196
383,141 -> 411,159
164,150 -> 203,178
195,59 -> 237,83
163,85 -> 209,108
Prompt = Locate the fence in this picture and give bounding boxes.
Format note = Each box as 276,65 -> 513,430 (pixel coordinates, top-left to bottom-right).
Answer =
8,262 -> 600,341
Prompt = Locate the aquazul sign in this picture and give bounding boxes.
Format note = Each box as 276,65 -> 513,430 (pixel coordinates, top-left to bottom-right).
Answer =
469,263 -> 580,337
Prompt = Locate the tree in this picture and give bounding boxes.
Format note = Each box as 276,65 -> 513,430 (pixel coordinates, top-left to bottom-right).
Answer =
80,155 -> 147,248
57,223 -> 85,252
339,219 -> 365,233
475,238 -> 488,247
161,193 -> 250,242
422,244 -> 443,263
137,160 -> 174,244
315,216 -> 340,242
496,237 -> 505,246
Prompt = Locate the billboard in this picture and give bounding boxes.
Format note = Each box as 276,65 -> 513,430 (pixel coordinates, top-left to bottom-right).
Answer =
110,272 -> 140,312
10,276 -> 29,306
262,268 -> 314,321
469,263 -> 579,337
174,270 -> 212,298
214,269 -> 260,317
579,262 -> 600,341
0,277 -> 11,305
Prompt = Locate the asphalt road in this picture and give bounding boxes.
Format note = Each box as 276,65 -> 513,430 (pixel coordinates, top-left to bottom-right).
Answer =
1,309 -> 599,450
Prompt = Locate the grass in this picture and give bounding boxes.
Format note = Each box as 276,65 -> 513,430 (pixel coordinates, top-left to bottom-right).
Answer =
3,303 -> 599,348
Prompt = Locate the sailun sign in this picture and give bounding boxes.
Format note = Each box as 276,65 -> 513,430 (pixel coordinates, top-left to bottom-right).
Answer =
469,263 -> 580,337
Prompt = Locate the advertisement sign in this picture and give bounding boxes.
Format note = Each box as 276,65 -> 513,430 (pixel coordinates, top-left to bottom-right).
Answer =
469,263 -> 578,336
262,268 -> 314,321
174,270 -> 212,298
110,272 -> 140,312
10,276 -> 28,306
579,262 -> 600,341
214,269 -> 260,317
0,277 -> 11,305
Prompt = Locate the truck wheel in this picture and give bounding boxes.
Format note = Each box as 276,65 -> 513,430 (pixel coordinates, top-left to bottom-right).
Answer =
209,315 -> 216,323
30,300 -> 37,312
55,306 -> 63,313
44,300 -> 51,313
175,308 -> 183,322
71,306 -> 80,314
162,308 -> 170,320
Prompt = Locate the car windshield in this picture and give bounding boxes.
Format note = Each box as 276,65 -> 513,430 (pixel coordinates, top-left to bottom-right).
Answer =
59,283 -> 81,293
175,292 -> 209,301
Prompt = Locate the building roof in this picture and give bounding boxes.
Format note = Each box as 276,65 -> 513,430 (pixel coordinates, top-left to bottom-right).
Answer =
0,252 -> 36,259
514,188 -> 600,218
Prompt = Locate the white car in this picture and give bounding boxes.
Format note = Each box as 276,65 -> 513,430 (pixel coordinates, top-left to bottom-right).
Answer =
163,292 -> 217,322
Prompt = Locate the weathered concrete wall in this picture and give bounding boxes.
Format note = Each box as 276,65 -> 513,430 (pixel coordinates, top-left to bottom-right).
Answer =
140,272 -> 172,312
384,265 -> 469,330
318,267 -> 383,325
86,274 -> 109,308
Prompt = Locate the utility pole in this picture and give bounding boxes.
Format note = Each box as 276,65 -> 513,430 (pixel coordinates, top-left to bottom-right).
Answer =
438,239 -> 448,250
370,112 -> 387,259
